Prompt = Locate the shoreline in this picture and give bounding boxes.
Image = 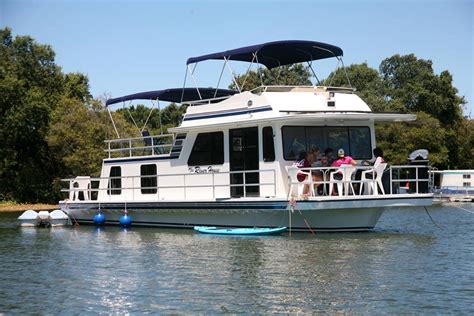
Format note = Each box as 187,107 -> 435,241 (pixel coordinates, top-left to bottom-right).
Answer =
0,203 -> 59,213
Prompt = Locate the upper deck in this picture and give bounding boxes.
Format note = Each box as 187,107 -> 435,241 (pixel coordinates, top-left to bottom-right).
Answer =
170,85 -> 415,132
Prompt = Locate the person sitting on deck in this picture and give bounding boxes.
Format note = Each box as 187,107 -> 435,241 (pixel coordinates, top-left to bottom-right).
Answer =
330,148 -> 357,195
295,152 -> 323,196
362,147 -> 386,179
320,148 -> 334,167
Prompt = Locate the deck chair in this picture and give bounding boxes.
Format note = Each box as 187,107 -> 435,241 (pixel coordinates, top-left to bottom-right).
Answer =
360,163 -> 387,195
329,166 -> 356,196
70,176 -> 91,201
286,167 -> 314,197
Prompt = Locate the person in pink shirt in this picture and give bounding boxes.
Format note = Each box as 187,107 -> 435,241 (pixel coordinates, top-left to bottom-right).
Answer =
330,148 -> 357,195
331,148 -> 357,167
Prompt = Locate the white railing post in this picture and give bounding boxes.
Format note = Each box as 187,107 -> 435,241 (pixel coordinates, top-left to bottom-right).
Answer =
243,171 -> 247,198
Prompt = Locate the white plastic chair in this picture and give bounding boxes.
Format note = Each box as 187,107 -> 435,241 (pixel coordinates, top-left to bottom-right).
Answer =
360,163 -> 387,195
286,167 -> 314,197
69,176 -> 91,201
329,166 -> 356,196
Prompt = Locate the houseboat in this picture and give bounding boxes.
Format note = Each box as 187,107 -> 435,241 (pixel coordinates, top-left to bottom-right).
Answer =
432,170 -> 474,202
60,40 -> 433,231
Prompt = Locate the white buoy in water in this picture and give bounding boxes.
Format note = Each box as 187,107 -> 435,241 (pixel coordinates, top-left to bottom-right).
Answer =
49,210 -> 70,226
18,209 -> 70,227
37,211 -> 51,227
18,210 -> 39,227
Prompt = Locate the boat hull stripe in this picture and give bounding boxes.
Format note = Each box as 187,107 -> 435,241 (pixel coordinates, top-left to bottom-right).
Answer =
183,106 -> 272,121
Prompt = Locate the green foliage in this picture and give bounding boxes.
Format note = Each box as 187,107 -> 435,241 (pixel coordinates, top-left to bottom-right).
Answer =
117,102 -> 187,135
324,56 -> 470,168
379,54 -> 465,126
376,113 -> 449,166
230,64 -> 312,91
0,28 -> 63,202
0,28 -> 135,202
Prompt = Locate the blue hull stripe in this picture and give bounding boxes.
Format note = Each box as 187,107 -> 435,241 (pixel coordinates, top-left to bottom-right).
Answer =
183,106 -> 272,121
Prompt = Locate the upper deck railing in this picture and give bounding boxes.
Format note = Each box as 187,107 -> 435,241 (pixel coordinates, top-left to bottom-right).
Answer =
104,134 -> 175,159
251,85 -> 356,94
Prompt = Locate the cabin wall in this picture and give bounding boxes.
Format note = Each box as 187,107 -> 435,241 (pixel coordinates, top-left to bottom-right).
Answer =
440,172 -> 473,188
96,119 -> 377,202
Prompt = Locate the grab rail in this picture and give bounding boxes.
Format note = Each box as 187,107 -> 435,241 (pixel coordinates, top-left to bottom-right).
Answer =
62,169 -> 277,201
104,134 -> 175,158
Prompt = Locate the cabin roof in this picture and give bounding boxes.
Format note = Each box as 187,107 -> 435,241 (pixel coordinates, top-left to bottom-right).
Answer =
186,40 -> 343,69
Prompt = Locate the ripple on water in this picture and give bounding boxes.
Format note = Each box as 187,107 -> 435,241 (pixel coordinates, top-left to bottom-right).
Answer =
0,204 -> 473,313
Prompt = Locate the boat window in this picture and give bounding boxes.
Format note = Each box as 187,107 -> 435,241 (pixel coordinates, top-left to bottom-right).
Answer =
282,126 -> 306,160
188,132 -> 224,166
282,126 -> 372,160
349,128 -> 372,160
263,126 -> 275,162
107,166 -> 121,195
141,164 -> 157,194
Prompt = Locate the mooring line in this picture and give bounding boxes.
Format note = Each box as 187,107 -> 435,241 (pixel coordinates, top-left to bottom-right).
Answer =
424,206 -> 443,230
450,204 -> 474,215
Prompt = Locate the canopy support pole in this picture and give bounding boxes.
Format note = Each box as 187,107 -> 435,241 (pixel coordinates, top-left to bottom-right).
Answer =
126,101 -> 141,136
187,64 -> 203,100
307,61 -> 321,86
107,107 -> 120,139
327,58 -> 341,87
239,54 -> 256,91
180,66 -> 188,103
141,100 -> 156,133
157,99 -> 163,135
254,54 -> 265,87
214,62 -> 226,97
338,57 -> 352,88
224,57 -> 241,93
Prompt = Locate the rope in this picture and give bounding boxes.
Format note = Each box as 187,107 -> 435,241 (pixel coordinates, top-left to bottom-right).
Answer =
450,203 -> 474,215
423,206 -> 443,230
288,197 -> 316,235
64,201 -> 79,227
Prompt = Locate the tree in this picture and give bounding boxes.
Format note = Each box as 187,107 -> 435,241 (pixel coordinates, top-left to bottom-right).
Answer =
0,28 -> 136,202
230,64 -> 312,91
379,54 -> 465,127
117,102 -> 187,135
376,112 -> 449,167
0,28 -> 64,202
324,56 -> 470,169
321,63 -> 404,112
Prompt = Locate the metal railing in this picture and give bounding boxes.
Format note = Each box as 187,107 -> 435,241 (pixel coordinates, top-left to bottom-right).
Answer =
286,165 -> 432,197
104,134 -> 175,158
62,169 -> 277,201
251,85 -> 356,94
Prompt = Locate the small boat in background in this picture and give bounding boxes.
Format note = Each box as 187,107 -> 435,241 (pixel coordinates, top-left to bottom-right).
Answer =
194,226 -> 287,235
18,209 -> 70,227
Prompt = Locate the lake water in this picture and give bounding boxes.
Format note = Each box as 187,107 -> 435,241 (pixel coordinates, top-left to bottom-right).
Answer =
0,203 -> 473,314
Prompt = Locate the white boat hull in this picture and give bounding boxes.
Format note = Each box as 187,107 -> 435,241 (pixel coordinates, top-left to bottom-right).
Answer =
60,194 -> 433,231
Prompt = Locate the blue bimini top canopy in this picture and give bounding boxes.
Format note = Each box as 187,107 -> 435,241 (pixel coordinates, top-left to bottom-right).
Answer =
105,88 -> 238,107
186,40 -> 343,69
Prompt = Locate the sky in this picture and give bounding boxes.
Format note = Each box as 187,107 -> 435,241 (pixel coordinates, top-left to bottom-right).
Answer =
1,0 -> 473,115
